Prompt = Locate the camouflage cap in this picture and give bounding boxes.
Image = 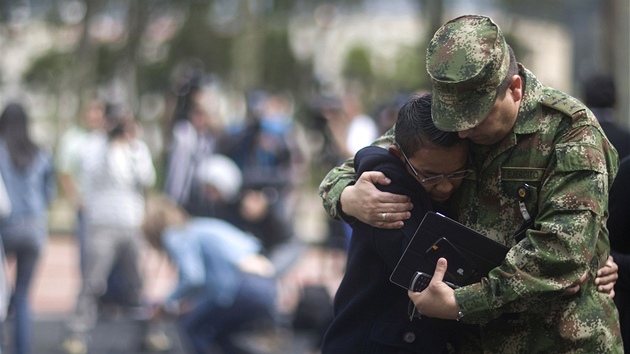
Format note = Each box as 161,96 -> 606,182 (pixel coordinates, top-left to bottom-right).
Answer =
426,15 -> 509,132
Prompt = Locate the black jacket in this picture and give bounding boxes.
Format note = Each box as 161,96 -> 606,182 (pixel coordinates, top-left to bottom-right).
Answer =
321,146 -> 470,354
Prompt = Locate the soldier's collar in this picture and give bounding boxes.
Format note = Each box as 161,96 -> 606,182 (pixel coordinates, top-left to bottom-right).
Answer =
513,67 -> 545,136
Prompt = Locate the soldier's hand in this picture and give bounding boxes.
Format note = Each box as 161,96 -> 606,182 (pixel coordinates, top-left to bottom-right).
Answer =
562,255 -> 617,298
339,171 -> 412,229
594,255 -> 617,298
563,272 -> 588,296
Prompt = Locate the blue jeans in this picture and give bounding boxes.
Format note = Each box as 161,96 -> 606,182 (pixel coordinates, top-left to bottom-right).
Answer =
178,273 -> 278,354
0,217 -> 47,354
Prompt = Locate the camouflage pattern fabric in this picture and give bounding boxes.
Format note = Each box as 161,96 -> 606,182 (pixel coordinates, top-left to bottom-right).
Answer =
317,66 -> 623,353
427,15 -> 509,132
451,67 -> 622,353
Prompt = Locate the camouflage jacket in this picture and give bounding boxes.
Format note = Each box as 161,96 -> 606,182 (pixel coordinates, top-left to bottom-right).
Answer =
318,66 -> 623,353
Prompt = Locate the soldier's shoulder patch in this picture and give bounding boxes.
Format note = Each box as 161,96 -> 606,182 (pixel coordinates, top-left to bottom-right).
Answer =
541,89 -> 585,118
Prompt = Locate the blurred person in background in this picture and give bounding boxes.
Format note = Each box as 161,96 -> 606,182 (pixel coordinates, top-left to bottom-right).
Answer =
163,73 -> 221,217
57,101 -> 146,316
374,93 -> 414,136
583,75 -> 630,346
142,196 -> 279,354
341,91 -> 378,158
56,100 -> 106,278
313,95 -> 354,253
194,153 -> 338,353
220,91 -> 303,245
315,91 -> 380,253
0,171 -> 11,325
62,108 -> 158,354
608,155 -> 630,349
583,73 -> 630,160
319,91 -> 378,161
191,154 -> 243,219
374,100 -> 401,137
0,102 -> 56,354
194,154 -> 293,264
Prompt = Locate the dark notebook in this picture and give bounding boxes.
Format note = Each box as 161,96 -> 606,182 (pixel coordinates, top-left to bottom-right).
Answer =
390,211 -> 510,290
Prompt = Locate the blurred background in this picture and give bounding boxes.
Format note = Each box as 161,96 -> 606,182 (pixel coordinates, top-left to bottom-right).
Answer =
0,0 -> 628,353
2,0 -> 628,178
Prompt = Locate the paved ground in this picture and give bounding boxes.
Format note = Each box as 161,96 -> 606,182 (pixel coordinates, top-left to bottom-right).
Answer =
14,313 -> 318,354
23,317 -> 187,354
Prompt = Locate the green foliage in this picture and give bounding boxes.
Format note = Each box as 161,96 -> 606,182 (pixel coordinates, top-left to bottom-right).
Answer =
342,45 -> 373,82
260,28 -> 299,91
23,50 -> 73,88
137,61 -> 173,93
165,2 -> 232,81
386,43 -> 429,92
19,1 -> 445,114
95,44 -> 124,84
503,32 -> 531,64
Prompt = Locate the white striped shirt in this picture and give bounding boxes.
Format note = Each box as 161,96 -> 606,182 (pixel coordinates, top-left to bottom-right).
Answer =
81,136 -> 155,228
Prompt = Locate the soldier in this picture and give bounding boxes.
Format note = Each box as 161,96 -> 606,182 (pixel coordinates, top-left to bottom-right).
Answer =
319,15 -> 622,353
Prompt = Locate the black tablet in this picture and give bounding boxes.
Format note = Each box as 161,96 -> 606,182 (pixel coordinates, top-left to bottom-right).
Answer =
390,211 -> 510,290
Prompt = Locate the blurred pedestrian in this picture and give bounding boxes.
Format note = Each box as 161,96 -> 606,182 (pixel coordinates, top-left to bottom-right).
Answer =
192,154 -> 243,219
62,110 -> 156,354
195,153 -> 301,279
0,171 -> 11,324
142,196 -> 279,354
341,91 -> 378,158
163,75 -> 221,216
608,155 -> 630,350
318,92 -> 378,161
308,95 -> 353,252
220,91 -> 302,235
219,91 -> 307,277
0,102 -> 56,354
583,73 -> 630,160
56,99 -> 106,276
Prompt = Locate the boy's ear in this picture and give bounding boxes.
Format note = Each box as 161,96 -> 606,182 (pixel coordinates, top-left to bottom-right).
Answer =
388,144 -> 403,159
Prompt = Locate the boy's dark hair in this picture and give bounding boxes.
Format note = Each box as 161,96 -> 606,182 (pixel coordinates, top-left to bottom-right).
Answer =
395,93 -> 461,156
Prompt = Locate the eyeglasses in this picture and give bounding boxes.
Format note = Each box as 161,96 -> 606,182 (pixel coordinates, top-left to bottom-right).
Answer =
398,144 -> 473,186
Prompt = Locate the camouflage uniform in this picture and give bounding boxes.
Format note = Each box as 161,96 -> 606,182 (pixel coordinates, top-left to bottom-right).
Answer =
319,15 -> 623,353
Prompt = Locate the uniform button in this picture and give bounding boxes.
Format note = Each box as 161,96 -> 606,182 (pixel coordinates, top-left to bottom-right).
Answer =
402,331 -> 416,343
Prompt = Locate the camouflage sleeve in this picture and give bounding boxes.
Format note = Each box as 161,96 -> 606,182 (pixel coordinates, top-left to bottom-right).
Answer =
455,123 -> 619,323
318,127 -> 397,220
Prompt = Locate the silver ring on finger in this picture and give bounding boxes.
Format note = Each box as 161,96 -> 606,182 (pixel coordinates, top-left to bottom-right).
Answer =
381,212 -> 387,222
